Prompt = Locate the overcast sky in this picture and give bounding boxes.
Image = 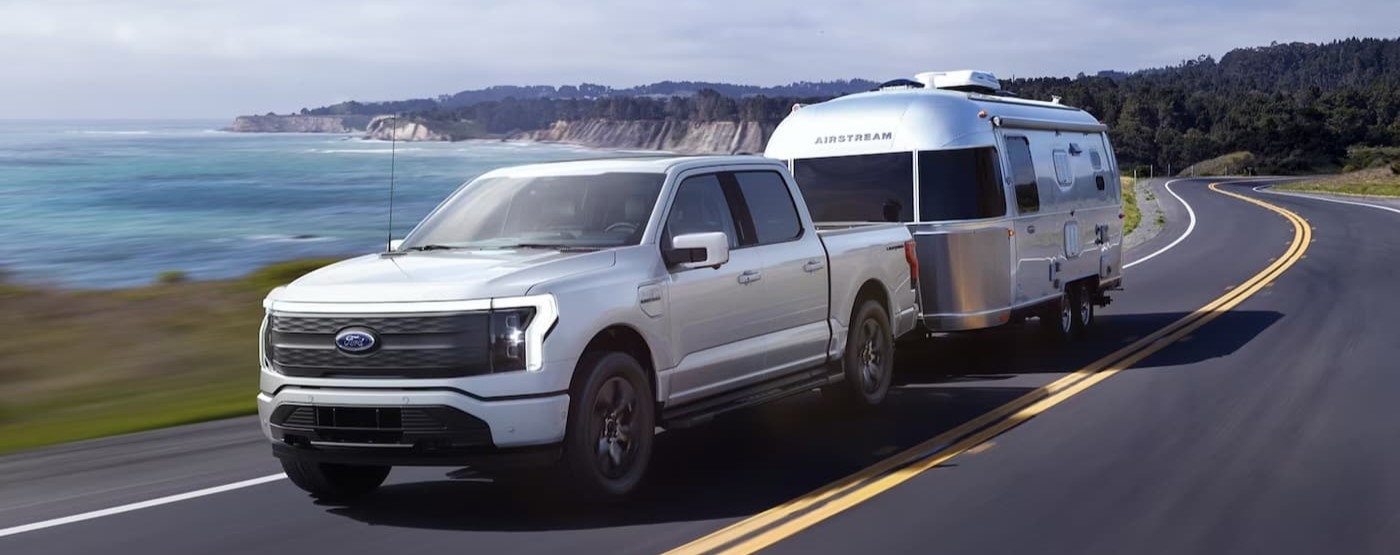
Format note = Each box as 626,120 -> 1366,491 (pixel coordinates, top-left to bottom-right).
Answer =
3,0 -> 1398,119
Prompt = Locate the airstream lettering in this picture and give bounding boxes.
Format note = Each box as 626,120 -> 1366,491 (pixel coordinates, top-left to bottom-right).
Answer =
814,132 -> 894,145
766,70 -> 1124,340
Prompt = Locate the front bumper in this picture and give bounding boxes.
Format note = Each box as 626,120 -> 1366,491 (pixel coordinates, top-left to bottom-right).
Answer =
258,385 -> 569,467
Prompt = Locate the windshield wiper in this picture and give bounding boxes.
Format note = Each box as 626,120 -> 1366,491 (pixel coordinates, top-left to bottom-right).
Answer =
406,243 -> 605,252
404,244 -> 460,251
503,243 -> 604,252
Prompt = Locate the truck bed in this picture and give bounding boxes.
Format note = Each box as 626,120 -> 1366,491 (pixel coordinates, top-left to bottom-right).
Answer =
816,220 -> 920,351
814,221 -> 908,234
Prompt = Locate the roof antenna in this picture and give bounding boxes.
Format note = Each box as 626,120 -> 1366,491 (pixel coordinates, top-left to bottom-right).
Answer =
385,114 -> 399,253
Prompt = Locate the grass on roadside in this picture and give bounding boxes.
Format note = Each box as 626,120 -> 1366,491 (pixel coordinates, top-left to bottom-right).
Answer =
1180,151 -> 1256,177
1122,175 -> 1141,235
0,258 -> 340,453
1275,167 -> 1400,197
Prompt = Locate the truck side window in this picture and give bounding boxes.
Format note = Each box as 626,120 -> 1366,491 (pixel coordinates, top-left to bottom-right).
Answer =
732,171 -> 802,245
664,174 -> 739,248
1005,136 -> 1039,214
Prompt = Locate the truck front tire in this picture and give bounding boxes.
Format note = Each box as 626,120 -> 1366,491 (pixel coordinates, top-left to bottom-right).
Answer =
280,458 -> 390,502
834,300 -> 895,409
561,351 -> 656,500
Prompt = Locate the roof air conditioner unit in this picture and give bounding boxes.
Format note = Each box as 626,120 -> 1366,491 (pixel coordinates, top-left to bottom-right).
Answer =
914,70 -> 1002,94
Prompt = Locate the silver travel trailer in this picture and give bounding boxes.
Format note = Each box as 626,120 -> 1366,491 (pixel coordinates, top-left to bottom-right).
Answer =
765,70 -> 1124,338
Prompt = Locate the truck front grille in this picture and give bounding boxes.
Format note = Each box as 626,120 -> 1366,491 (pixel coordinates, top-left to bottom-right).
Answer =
270,405 -> 493,447
271,315 -> 468,335
269,312 -> 490,379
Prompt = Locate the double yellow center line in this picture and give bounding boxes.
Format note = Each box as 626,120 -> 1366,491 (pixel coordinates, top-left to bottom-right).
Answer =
665,181 -> 1312,555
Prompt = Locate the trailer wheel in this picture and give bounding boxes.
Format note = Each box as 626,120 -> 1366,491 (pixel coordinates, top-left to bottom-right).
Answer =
558,351 -> 655,501
1040,292 -> 1074,342
1071,283 -> 1095,338
833,300 -> 895,409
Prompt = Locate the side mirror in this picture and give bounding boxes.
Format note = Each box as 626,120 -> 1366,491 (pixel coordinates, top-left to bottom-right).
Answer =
665,232 -> 729,270
388,239 -> 404,251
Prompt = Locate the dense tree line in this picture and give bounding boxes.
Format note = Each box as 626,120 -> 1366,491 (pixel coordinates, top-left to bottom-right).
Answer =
313,37 -> 1400,173
1007,38 -> 1400,172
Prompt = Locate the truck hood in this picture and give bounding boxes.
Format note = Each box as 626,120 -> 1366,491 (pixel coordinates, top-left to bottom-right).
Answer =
269,249 -> 616,304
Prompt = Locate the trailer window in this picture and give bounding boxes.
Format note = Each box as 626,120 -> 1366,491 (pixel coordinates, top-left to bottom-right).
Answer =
917,147 -> 1006,221
1053,150 -> 1073,189
1005,136 -> 1039,213
792,153 -> 913,222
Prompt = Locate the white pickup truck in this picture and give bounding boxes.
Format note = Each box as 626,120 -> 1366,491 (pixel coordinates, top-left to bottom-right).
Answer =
258,155 -> 918,501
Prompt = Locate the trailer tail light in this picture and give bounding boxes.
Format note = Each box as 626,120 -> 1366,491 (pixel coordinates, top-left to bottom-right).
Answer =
903,240 -> 919,286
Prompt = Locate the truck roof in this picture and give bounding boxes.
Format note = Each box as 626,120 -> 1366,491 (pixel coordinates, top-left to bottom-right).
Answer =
480,154 -> 781,178
765,87 -> 1106,159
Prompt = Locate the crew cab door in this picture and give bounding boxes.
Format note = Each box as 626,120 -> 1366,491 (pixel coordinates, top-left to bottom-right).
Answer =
662,172 -> 768,404
728,170 -> 830,378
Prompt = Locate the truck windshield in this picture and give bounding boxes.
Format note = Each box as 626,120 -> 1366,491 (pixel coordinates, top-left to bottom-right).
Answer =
401,172 -> 665,250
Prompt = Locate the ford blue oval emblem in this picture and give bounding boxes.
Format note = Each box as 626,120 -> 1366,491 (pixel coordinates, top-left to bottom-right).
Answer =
334,328 -> 379,354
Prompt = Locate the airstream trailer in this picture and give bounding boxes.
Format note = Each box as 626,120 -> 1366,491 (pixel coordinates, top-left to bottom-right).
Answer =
765,70 -> 1124,338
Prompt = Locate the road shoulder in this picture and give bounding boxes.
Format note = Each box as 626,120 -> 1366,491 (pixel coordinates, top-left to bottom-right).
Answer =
1124,178 -> 1167,251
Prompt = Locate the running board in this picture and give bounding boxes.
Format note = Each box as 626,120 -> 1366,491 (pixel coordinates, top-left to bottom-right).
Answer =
661,365 -> 839,429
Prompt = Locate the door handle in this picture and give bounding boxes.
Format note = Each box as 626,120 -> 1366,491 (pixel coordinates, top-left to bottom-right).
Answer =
803,260 -> 825,273
738,270 -> 762,285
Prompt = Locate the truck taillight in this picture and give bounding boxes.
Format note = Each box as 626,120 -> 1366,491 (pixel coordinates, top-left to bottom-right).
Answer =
903,240 -> 919,286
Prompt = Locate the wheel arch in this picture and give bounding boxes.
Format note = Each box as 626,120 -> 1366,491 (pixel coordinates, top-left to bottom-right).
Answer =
853,278 -> 892,325
576,325 -> 658,402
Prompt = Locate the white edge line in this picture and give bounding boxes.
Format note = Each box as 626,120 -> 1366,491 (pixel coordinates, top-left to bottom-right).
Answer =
1255,184 -> 1400,215
1123,179 -> 1196,269
0,473 -> 286,538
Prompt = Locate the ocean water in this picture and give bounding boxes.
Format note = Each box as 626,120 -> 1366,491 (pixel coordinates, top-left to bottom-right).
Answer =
0,120 -> 615,288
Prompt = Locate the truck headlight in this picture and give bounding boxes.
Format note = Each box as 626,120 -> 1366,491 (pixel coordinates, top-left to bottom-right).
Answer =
491,294 -> 558,373
259,311 -> 272,369
489,307 -> 535,373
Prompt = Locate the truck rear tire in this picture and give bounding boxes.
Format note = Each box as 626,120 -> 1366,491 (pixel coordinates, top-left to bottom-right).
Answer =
560,351 -> 656,501
834,300 -> 895,409
280,458 -> 390,502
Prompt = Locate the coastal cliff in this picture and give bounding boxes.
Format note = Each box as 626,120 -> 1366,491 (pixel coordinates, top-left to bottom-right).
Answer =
516,119 -> 775,154
227,115 -> 372,133
229,112 -> 777,153
363,115 -> 453,141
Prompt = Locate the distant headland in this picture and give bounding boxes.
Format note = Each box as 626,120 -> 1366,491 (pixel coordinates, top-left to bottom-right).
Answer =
225,37 -> 1400,172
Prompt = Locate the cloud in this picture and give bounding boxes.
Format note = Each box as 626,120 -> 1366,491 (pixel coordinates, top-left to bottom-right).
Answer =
1,0 -> 1397,118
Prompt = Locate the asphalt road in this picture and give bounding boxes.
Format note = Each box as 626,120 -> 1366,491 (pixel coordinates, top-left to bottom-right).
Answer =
4,178 -> 1397,554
